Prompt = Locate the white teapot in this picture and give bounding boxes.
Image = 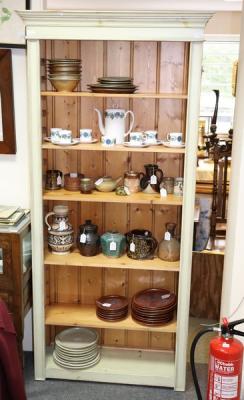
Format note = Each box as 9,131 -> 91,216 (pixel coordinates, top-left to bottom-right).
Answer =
95,108 -> 135,144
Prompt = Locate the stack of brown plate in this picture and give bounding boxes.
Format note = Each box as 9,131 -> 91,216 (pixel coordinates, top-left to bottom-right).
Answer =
88,76 -> 138,94
131,288 -> 177,326
47,58 -> 81,92
96,295 -> 129,321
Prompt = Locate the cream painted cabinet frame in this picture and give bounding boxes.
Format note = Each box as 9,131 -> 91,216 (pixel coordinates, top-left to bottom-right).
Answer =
19,10 -> 213,391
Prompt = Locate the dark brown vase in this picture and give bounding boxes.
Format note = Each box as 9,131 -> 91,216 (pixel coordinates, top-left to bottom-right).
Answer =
77,219 -> 100,257
139,164 -> 163,193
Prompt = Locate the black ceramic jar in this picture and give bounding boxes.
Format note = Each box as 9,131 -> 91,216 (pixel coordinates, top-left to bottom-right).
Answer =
77,219 -> 100,257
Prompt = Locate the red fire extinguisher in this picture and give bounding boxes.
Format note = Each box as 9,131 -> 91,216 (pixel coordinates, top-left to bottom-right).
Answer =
190,318 -> 244,400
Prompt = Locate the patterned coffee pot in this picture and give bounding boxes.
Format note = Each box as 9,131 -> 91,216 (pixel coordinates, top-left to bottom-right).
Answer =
45,205 -> 74,254
95,107 -> 135,144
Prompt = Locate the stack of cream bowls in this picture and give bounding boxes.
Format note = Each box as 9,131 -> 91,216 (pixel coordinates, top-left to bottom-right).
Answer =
53,327 -> 100,369
47,58 -> 81,92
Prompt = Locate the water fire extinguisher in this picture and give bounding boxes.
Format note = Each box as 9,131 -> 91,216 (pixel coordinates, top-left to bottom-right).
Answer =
190,318 -> 244,400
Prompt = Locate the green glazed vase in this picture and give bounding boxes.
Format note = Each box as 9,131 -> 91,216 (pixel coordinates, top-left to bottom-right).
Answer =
101,231 -> 126,258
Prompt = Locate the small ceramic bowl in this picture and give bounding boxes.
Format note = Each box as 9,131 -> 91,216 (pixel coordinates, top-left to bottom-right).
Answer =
64,173 -> 84,191
80,178 -> 94,194
48,78 -> 80,92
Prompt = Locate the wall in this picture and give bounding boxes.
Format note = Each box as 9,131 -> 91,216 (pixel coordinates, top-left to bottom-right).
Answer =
43,0 -> 243,11
0,50 -> 29,208
205,12 -> 241,35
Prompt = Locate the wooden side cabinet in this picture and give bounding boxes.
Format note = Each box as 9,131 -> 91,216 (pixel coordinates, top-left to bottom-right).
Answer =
0,215 -> 32,357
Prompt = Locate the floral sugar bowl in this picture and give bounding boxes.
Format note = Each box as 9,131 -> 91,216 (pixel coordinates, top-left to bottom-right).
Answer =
45,205 -> 74,254
101,231 -> 126,258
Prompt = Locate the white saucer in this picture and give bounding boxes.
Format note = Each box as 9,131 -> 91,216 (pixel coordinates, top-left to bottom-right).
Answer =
123,142 -> 150,148
80,138 -> 98,144
162,140 -> 185,148
44,137 -> 80,146
146,140 -> 162,146
55,327 -> 98,349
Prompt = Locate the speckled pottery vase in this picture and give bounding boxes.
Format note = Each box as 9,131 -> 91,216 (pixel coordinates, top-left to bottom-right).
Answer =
45,205 -> 74,254
158,223 -> 180,261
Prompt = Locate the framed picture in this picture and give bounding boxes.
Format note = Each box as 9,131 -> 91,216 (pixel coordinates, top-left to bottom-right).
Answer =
0,0 -> 30,48
0,49 -> 16,154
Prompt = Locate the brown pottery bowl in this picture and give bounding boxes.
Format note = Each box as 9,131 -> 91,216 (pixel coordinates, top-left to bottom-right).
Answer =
49,78 -> 80,92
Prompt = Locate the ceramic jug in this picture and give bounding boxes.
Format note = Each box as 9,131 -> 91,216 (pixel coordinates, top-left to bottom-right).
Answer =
124,171 -> 142,194
126,229 -> 157,260
95,108 -> 135,144
139,164 -> 164,193
158,223 -> 180,261
45,205 -> 74,254
77,219 -> 100,257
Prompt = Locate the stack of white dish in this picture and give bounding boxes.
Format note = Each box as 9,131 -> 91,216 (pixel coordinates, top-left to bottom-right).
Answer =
53,327 -> 100,369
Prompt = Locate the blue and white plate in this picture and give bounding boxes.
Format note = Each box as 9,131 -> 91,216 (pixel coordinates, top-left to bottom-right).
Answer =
162,140 -> 185,148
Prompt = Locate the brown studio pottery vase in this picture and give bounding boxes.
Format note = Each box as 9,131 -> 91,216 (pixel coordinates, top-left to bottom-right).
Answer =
158,222 -> 180,262
45,169 -> 63,190
77,219 -> 100,257
139,164 -> 163,194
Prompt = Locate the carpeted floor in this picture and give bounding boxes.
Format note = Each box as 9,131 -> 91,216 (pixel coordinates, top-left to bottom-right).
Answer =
24,352 -> 208,400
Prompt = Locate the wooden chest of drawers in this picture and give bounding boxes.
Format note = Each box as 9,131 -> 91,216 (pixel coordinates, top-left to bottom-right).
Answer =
0,215 -> 32,358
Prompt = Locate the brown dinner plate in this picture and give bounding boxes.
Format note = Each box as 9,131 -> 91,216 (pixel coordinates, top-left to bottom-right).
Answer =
131,315 -> 173,327
131,305 -> 176,317
96,313 -> 128,322
88,86 -> 138,94
96,295 -> 128,311
131,311 -> 174,321
96,308 -> 128,317
97,76 -> 133,82
132,288 -> 176,310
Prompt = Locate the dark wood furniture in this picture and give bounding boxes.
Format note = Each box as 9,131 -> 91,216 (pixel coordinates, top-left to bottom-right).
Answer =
0,49 -> 16,154
190,251 -> 224,320
0,215 -> 32,358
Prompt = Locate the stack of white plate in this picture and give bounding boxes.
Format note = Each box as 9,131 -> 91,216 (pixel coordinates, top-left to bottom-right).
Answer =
53,327 -> 100,369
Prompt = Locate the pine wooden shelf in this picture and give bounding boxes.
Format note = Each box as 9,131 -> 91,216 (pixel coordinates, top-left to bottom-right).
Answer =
46,346 -> 175,387
44,249 -> 180,272
42,141 -> 186,154
21,8 -> 211,389
41,91 -> 188,100
43,189 -> 183,205
45,304 -> 177,333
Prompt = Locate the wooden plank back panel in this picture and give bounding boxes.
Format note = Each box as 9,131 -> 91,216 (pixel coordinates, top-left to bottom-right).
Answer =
128,42 -> 156,349
78,41 -> 105,344
102,41 -> 131,347
43,39 -> 189,351
159,42 -> 189,94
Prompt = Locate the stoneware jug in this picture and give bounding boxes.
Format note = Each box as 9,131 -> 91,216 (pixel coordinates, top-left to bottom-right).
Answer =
139,164 -> 164,194
95,108 -> 135,144
78,219 -> 100,257
126,229 -> 157,260
45,205 -> 74,254
158,222 -> 180,262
